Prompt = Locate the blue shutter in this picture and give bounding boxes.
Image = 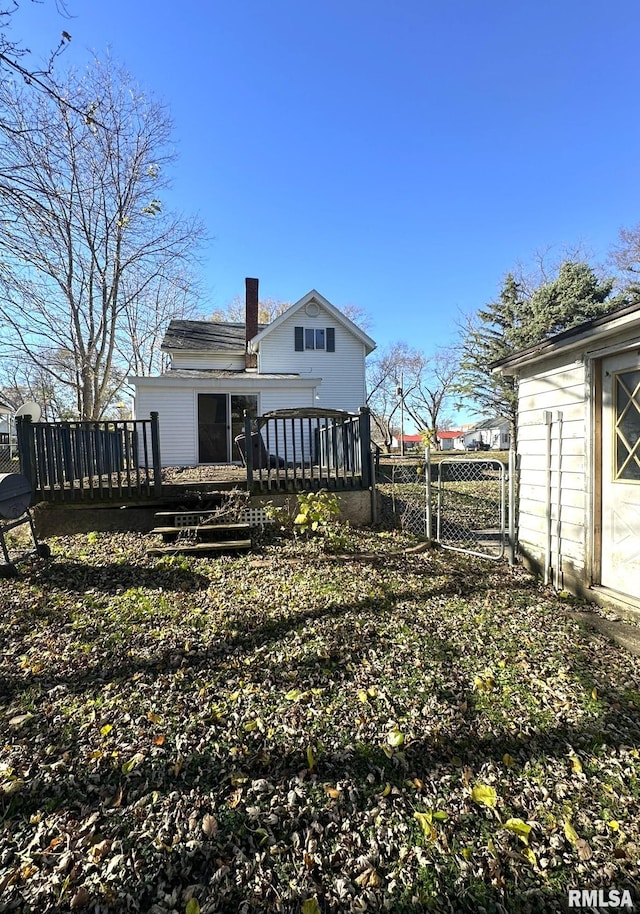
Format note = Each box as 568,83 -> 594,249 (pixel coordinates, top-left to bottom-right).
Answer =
294,326 -> 304,351
326,327 -> 335,352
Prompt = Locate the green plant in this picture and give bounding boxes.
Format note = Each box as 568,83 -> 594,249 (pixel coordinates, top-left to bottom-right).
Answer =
293,489 -> 341,536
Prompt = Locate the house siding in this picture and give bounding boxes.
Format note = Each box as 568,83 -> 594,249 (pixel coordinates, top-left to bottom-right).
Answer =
135,384 -> 198,467
516,358 -> 588,584
258,304 -> 367,412
133,378 -> 318,467
170,351 -> 246,371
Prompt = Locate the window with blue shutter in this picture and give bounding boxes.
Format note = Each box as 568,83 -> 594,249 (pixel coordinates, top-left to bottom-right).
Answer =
295,326 -> 335,351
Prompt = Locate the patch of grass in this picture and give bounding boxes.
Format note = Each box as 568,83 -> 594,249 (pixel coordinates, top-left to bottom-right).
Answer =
1,530 -> 639,913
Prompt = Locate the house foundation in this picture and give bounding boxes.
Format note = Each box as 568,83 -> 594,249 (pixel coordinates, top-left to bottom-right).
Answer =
32,488 -> 376,538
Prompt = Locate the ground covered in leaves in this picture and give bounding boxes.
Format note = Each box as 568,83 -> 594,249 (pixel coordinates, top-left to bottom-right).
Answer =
1,529 -> 639,913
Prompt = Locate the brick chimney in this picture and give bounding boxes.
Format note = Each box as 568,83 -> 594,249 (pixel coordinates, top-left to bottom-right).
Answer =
245,277 -> 258,369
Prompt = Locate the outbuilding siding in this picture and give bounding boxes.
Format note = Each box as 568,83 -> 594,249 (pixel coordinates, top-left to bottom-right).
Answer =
516,359 -> 588,581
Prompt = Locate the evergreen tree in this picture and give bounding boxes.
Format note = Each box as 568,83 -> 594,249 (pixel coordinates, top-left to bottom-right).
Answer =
457,262 -> 622,447
457,274 -> 525,446
524,261 -> 620,339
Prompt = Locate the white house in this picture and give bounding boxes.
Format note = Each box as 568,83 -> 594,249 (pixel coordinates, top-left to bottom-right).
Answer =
129,279 -> 376,467
461,418 -> 510,450
0,401 -> 12,444
492,302 -> 640,615
436,430 -> 465,451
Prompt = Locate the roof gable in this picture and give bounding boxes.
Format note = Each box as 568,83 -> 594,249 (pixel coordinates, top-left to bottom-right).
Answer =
251,290 -> 376,355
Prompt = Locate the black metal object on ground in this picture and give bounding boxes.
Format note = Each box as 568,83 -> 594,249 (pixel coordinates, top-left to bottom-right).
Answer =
0,472 -> 51,576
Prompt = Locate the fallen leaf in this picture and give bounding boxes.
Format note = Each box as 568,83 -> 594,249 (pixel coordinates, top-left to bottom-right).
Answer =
576,838 -> 592,860
414,811 -> 437,840
504,817 -> 532,844
202,814 -> 218,837
471,784 -> 497,808
70,887 -> 91,909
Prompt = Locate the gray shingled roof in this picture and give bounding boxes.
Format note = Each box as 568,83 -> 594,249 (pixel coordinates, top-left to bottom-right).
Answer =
161,320 -> 267,352
164,369 -> 302,379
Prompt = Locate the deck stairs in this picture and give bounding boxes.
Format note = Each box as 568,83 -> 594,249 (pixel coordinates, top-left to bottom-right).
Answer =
147,497 -> 273,556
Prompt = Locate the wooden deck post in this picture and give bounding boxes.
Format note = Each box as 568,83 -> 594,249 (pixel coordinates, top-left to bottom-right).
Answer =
150,412 -> 162,497
16,416 -> 36,492
359,406 -> 372,489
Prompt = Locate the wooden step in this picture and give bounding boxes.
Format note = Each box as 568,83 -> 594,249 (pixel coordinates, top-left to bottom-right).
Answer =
153,508 -> 229,522
147,539 -> 252,556
151,522 -> 251,536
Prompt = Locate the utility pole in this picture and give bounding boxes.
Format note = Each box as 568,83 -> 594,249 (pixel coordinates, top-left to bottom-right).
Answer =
397,373 -> 404,457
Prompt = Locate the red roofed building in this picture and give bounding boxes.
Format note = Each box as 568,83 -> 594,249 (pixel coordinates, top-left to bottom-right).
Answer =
436,429 -> 465,451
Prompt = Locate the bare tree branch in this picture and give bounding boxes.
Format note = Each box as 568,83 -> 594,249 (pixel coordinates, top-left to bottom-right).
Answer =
0,55 -> 206,419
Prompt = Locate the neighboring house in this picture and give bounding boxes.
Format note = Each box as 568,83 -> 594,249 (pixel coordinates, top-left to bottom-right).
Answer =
436,430 -> 465,451
461,417 -> 510,450
0,401 -> 12,445
129,279 -> 376,467
492,302 -> 640,614
394,433 -> 423,452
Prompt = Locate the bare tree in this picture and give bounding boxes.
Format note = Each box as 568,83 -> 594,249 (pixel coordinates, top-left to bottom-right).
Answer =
209,296 -> 293,325
0,1 -> 83,133
0,55 -> 205,419
402,348 -> 459,442
366,342 -> 409,451
611,224 -> 640,301
210,296 -> 371,330
367,342 -> 459,451
119,266 -> 204,378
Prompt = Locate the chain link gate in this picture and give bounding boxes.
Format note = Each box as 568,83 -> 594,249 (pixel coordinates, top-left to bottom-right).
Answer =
435,456 -> 514,560
380,451 -> 517,563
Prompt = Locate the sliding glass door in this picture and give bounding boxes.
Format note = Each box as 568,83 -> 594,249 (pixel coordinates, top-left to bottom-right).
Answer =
198,393 -> 258,463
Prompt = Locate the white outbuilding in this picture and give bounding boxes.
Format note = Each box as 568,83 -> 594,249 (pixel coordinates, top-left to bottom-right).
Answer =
492,302 -> 640,616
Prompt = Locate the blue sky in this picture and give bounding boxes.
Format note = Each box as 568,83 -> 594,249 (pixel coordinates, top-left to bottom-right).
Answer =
14,0 -> 640,357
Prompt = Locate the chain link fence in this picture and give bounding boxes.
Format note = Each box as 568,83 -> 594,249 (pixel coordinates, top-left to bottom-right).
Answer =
376,457 -> 429,536
376,452 -> 517,561
0,444 -> 20,475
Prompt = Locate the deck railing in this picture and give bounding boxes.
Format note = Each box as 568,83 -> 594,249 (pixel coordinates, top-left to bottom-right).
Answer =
16,413 -> 162,501
241,407 -> 374,492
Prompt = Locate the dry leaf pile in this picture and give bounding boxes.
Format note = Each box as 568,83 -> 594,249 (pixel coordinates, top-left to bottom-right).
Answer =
1,529 -> 639,913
